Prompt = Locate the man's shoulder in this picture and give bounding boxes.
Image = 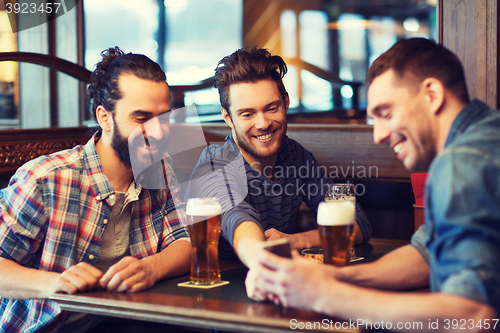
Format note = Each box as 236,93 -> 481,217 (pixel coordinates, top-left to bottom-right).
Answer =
16,145 -> 85,180
429,114 -> 500,189
446,111 -> 500,160
278,135 -> 316,164
280,135 -> 308,152
198,137 -> 240,163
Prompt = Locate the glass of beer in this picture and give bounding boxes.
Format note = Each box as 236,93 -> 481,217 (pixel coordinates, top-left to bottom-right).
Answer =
319,183 -> 356,267
186,197 -> 222,285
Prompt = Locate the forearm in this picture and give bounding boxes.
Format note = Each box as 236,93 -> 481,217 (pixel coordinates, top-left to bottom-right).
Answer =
339,245 -> 429,290
233,221 -> 266,267
316,280 -> 496,333
0,258 -> 58,299
142,239 -> 192,283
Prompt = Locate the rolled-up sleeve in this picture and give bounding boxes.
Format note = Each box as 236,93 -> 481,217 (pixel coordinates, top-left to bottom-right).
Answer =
0,165 -> 46,265
410,224 -> 430,264
426,149 -> 500,309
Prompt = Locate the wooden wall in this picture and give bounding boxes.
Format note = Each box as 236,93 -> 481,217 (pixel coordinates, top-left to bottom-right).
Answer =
168,123 -> 410,184
439,0 -> 500,109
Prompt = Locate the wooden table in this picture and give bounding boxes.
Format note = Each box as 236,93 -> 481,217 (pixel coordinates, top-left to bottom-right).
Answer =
50,238 -> 410,333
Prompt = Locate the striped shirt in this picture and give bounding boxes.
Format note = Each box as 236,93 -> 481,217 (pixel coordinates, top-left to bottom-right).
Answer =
0,134 -> 188,333
186,135 -> 371,258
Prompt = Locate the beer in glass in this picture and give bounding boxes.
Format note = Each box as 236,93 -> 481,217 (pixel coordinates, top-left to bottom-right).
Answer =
186,197 -> 222,285
319,184 -> 356,266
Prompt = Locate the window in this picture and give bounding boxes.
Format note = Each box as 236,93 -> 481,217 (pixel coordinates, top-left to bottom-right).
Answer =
278,1 -> 437,122
84,0 -> 242,121
0,8 -> 18,129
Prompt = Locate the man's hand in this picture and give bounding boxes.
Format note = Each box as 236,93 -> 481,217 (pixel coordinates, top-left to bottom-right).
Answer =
244,257 -> 268,301
54,262 -> 103,295
249,248 -> 339,310
99,256 -> 156,293
265,228 -> 320,250
264,228 -> 287,241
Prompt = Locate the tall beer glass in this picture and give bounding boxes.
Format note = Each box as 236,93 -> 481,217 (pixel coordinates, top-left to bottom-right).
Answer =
319,184 -> 356,267
186,197 -> 222,285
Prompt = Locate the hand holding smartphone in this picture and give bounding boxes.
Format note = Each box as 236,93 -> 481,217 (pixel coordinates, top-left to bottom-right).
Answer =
261,238 -> 292,258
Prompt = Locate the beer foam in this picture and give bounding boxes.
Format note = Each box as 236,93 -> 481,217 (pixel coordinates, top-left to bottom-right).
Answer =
186,198 -> 222,216
317,199 -> 355,226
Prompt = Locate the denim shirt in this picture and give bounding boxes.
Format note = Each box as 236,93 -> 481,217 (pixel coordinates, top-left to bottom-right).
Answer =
412,99 -> 500,312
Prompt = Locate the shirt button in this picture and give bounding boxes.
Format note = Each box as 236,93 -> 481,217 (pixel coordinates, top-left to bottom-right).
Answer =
103,219 -> 108,225
89,254 -> 95,260
96,194 -> 101,201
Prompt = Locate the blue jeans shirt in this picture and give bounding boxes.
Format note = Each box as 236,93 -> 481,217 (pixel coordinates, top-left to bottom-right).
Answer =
412,99 -> 500,312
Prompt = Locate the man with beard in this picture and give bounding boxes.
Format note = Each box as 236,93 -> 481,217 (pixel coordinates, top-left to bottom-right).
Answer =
0,47 -> 191,332
249,38 -> 499,328
185,47 -> 371,298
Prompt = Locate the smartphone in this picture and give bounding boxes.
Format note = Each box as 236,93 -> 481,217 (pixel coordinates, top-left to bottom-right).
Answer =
262,238 -> 292,258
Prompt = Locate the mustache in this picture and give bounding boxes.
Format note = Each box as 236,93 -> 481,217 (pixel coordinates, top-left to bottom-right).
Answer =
129,125 -> 164,149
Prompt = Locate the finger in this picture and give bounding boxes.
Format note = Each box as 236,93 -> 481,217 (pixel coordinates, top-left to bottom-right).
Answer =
67,265 -> 102,286
291,250 -> 302,259
54,276 -> 78,294
100,257 -> 135,288
246,284 -> 268,301
264,228 -> 275,238
115,272 -> 147,292
127,280 -> 148,293
76,262 -> 104,279
72,264 -> 103,289
251,263 -> 287,296
264,229 -> 283,241
245,269 -> 268,301
266,233 -> 281,241
252,288 -> 268,301
270,293 -> 282,306
59,270 -> 96,292
256,275 -> 286,302
105,264 -> 144,291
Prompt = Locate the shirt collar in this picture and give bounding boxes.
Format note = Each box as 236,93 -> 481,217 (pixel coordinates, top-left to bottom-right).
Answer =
83,132 -> 116,204
445,99 -> 491,148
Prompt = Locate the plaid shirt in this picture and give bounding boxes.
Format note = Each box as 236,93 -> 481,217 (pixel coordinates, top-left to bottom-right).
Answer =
0,135 -> 189,333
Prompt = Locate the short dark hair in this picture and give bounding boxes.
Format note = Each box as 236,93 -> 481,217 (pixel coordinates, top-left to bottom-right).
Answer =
366,38 -> 469,104
213,46 -> 288,115
87,47 -> 166,119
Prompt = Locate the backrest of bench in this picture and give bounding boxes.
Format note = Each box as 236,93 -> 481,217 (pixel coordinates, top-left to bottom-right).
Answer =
199,123 -> 411,182
0,124 -> 415,240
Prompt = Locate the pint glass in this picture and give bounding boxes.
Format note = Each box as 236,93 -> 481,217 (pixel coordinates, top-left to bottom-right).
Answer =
319,184 -> 356,267
186,197 -> 222,285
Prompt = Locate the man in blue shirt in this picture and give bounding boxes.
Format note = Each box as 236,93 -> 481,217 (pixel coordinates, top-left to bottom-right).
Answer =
186,47 -> 371,298
250,38 -> 499,326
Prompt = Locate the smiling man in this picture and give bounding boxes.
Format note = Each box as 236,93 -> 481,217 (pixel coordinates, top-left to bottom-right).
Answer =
249,38 -> 500,330
185,47 -> 371,298
0,47 -> 191,332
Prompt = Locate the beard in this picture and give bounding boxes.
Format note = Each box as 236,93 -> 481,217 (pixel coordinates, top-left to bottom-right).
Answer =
111,119 -> 132,168
233,122 -> 287,159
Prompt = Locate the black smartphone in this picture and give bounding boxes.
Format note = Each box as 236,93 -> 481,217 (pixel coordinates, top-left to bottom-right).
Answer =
262,238 -> 292,258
